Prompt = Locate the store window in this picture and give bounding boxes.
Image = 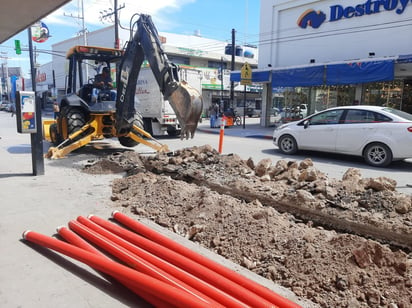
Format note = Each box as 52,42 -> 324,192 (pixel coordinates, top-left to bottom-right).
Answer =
312,85 -> 356,112
208,60 -> 227,69
167,55 -> 190,65
362,81 -> 403,109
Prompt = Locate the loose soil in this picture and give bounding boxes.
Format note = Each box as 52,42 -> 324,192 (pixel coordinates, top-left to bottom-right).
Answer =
82,145 -> 412,308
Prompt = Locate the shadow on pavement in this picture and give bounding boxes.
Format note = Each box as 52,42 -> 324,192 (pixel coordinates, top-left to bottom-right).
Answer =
20,240 -> 151,308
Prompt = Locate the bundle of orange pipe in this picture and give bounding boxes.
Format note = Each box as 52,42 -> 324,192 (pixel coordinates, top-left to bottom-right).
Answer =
22,212 -> 301,308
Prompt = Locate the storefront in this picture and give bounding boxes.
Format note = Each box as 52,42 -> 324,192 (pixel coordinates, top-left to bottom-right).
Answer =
243,0 -> 412,126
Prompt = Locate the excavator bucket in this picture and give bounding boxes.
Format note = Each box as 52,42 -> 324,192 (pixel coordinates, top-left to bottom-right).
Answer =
168,81 -> 203,139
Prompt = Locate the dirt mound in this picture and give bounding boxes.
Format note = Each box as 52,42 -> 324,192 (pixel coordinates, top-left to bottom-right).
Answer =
82,145 -> 412,307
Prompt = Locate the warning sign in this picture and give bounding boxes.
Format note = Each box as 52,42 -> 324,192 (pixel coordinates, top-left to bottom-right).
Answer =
240,62 -> 252,85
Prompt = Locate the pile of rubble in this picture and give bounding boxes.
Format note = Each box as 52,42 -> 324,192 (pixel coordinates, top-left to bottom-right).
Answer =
83,145 -> 412,307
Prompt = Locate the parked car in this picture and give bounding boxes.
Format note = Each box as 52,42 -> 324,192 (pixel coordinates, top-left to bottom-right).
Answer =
273,105 -> 412,167
7,102 -> 15,113
0,101 -> 10,111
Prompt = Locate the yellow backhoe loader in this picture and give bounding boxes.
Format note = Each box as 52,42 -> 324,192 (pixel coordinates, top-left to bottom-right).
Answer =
43,14 -> 202,159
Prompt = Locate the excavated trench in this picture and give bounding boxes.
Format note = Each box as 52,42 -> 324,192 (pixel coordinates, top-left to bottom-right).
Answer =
82,145 -> 412,307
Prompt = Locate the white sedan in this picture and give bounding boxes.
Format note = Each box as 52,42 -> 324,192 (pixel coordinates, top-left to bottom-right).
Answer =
273,105 -> 412,167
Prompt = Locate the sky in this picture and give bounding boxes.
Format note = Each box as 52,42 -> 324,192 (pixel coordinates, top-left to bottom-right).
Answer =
0,0 -> 260,78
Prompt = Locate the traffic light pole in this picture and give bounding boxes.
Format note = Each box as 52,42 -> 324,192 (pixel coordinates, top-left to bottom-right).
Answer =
27,27 -> 44,176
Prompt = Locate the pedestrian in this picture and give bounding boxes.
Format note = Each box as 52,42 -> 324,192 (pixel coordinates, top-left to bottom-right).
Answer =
210,102 -> 219,128
53,101 -> 60,119
10,103 -> 15,117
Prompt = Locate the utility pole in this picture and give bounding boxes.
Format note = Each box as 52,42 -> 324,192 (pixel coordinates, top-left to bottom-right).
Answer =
114,0 -> 119,49
220,57 -> 224,106
230,29 -> 235,109
64,0 -> 88,79
28,26 -> 45,176
100,1 -> 125,49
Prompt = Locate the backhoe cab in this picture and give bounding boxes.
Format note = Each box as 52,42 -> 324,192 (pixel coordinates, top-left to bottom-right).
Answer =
44,14 -> 202,159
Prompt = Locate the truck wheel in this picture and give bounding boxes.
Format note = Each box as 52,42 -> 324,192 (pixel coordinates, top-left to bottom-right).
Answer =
167,126 -> 181,137
118,113 -> 144,147
143,118 -> 153,136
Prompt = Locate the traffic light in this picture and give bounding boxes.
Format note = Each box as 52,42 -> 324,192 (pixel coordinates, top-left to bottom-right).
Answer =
14,40 -> 21,55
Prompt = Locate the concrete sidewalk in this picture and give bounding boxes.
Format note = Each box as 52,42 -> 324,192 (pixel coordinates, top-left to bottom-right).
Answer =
0,111 -> 311,308
197,116 -> 275,139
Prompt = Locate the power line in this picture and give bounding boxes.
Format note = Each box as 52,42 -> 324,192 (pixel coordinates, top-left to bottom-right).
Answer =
256,17 -> 412,46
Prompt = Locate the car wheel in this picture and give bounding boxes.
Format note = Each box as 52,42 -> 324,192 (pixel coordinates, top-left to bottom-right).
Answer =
278,134 -> 298,155
363,142 -> 392,167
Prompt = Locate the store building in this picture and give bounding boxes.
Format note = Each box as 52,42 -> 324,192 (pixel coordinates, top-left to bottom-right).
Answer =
233,0 -> 412,126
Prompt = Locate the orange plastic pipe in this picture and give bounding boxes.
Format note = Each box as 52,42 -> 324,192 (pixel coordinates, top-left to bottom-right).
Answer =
77,216 -> 247,308
112,211 -> 300,308
88,215 -> 275,308
218,116 -> 225,153
57,226 -> 174,308
22,230 -> 213,308
67,220 -> 221,307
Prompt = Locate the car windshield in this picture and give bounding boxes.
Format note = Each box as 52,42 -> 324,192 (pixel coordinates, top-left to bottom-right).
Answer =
383,107 -> 412,121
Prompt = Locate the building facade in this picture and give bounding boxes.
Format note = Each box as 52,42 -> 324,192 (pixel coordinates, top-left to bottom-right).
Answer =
251,0 -> 412,125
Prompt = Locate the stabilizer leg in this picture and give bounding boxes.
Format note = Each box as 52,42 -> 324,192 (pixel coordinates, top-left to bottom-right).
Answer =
127,124 -> 170,153
45,124 -> 95,159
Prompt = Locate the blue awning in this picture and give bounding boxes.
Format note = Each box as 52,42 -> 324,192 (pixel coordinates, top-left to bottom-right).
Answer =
397,54 -> 412,63
271,65 -> 324,87
231,59 -> 395,87
326,60 -> 394,85
230,69 -> 271,83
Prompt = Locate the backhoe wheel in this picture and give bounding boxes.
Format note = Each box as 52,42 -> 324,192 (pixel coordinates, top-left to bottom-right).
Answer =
118,113 -> 144,147
49,123 -> 62,146
65,107 -> 87,135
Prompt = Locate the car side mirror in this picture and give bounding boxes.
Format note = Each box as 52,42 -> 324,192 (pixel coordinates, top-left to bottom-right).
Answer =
304,120 -> 310,129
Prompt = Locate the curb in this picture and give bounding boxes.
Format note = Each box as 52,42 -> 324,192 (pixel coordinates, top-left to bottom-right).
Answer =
197,127 -> 272,140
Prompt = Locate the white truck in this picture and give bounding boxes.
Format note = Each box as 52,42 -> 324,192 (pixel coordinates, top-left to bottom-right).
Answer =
135,66 -> 202,136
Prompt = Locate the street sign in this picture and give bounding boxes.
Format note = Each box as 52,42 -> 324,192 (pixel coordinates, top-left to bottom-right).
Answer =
32,21 -> 50,43
240,62 -> 252,85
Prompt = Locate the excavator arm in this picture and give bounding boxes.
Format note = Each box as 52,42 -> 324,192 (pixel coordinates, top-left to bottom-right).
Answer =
115,14 -> 203,140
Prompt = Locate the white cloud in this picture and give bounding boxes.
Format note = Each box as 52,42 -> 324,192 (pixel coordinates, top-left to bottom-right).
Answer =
44,0 -> 195,31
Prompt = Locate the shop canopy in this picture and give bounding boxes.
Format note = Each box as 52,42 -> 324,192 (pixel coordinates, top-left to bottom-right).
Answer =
0,0 -> 70,43
325,60 -> 394,85
230,69 -> 271,83
231,59 -> 395,88
397,54 -> 412,63
271,65 -> 324,87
